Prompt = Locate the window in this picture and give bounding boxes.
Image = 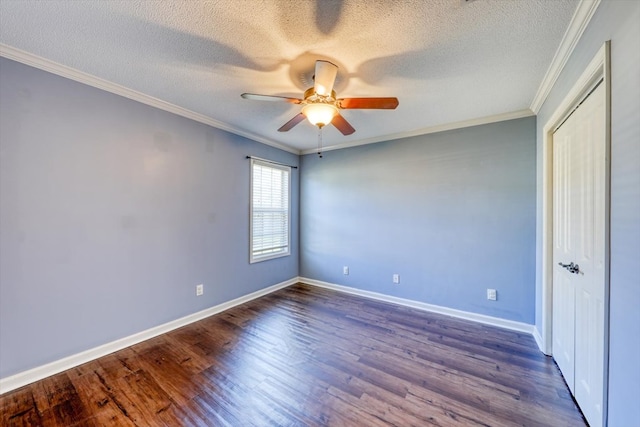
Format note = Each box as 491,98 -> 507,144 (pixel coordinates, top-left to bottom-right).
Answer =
250,158 -> 291,263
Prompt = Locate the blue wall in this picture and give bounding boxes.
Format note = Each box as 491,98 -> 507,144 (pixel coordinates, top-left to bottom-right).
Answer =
0,58 -> 299,378
300,117 -> 537,324
534,1 -> 640,424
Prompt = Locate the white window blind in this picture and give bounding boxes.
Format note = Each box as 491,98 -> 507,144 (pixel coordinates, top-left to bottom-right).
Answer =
250,159 -> 291,263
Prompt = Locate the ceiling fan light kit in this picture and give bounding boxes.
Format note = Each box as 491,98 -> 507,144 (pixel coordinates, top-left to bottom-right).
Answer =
302,103 -> 338,128
241,60 -> 399,156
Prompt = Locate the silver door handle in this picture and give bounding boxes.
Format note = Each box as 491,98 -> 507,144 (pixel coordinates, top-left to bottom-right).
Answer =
558,262 -> 582,274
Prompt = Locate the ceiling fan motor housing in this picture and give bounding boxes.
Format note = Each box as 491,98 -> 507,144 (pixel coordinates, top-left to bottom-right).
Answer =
304,87 -> 337,103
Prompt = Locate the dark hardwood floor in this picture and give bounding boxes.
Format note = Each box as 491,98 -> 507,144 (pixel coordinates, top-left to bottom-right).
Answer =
1,283 -> 586,426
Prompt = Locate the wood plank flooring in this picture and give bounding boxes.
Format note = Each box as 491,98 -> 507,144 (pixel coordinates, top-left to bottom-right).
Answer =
1,283 -> 586,426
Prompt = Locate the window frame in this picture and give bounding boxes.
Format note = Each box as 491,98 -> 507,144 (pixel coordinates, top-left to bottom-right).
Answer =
249,158 -> 291,263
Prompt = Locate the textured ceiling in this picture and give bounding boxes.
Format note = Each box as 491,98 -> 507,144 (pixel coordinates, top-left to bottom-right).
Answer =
0,0 -> 579,153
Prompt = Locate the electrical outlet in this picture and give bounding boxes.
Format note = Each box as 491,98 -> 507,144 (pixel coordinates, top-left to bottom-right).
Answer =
393,274 -> 400,284
196,284 -> 204,296
487,288 -> 497,301
343,266 -> 349,275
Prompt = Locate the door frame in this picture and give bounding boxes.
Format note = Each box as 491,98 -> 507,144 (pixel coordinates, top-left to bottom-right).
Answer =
540,41 -> 611,423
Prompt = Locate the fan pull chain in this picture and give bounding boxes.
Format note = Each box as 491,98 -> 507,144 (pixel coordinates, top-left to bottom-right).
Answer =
317,127 -> 323,158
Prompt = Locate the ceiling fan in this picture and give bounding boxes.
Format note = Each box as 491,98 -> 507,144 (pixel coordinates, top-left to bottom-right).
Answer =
241,60 -> 398,155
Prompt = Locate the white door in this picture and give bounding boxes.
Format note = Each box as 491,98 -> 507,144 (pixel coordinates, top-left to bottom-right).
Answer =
552,82 -> 606,427
552,122 -> 576,392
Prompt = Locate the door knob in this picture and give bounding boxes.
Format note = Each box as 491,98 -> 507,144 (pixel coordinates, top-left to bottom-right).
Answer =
558,262 -> 582,274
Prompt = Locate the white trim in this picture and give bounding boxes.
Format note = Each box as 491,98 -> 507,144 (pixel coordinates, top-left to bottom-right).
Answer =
0,43 -> 536,156
533,327 -> 547,355
540,42 -> 610,426
300,277 -> 534,335
530,0 -> 601,113
0,44 -> 299,155
540,42 -> 609,355
249,158 -> 292,264
0,277 -> 298,394
1,275 -> 539,394
301,109 -> 534,155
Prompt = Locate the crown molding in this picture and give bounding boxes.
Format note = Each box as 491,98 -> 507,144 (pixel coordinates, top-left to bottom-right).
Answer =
1,43 -> 533,158
529,0 -> 601,113
300,108 -> 534,155
4,23 -> 585,158
0,43 -> 300,155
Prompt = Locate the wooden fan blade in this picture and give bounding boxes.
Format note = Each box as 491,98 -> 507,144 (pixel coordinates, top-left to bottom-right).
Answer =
278,113 -> 306,132
331,113 -> 355,135
241,93 -> 302,104
314,60 -> 338,97
337,97 -> 399,109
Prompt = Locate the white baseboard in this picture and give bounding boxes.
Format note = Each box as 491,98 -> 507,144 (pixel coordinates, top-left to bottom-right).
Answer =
299,277 -> 535,335
0,277 -> 298,394
1,276 -> 538,394
532,326 -> 549,355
